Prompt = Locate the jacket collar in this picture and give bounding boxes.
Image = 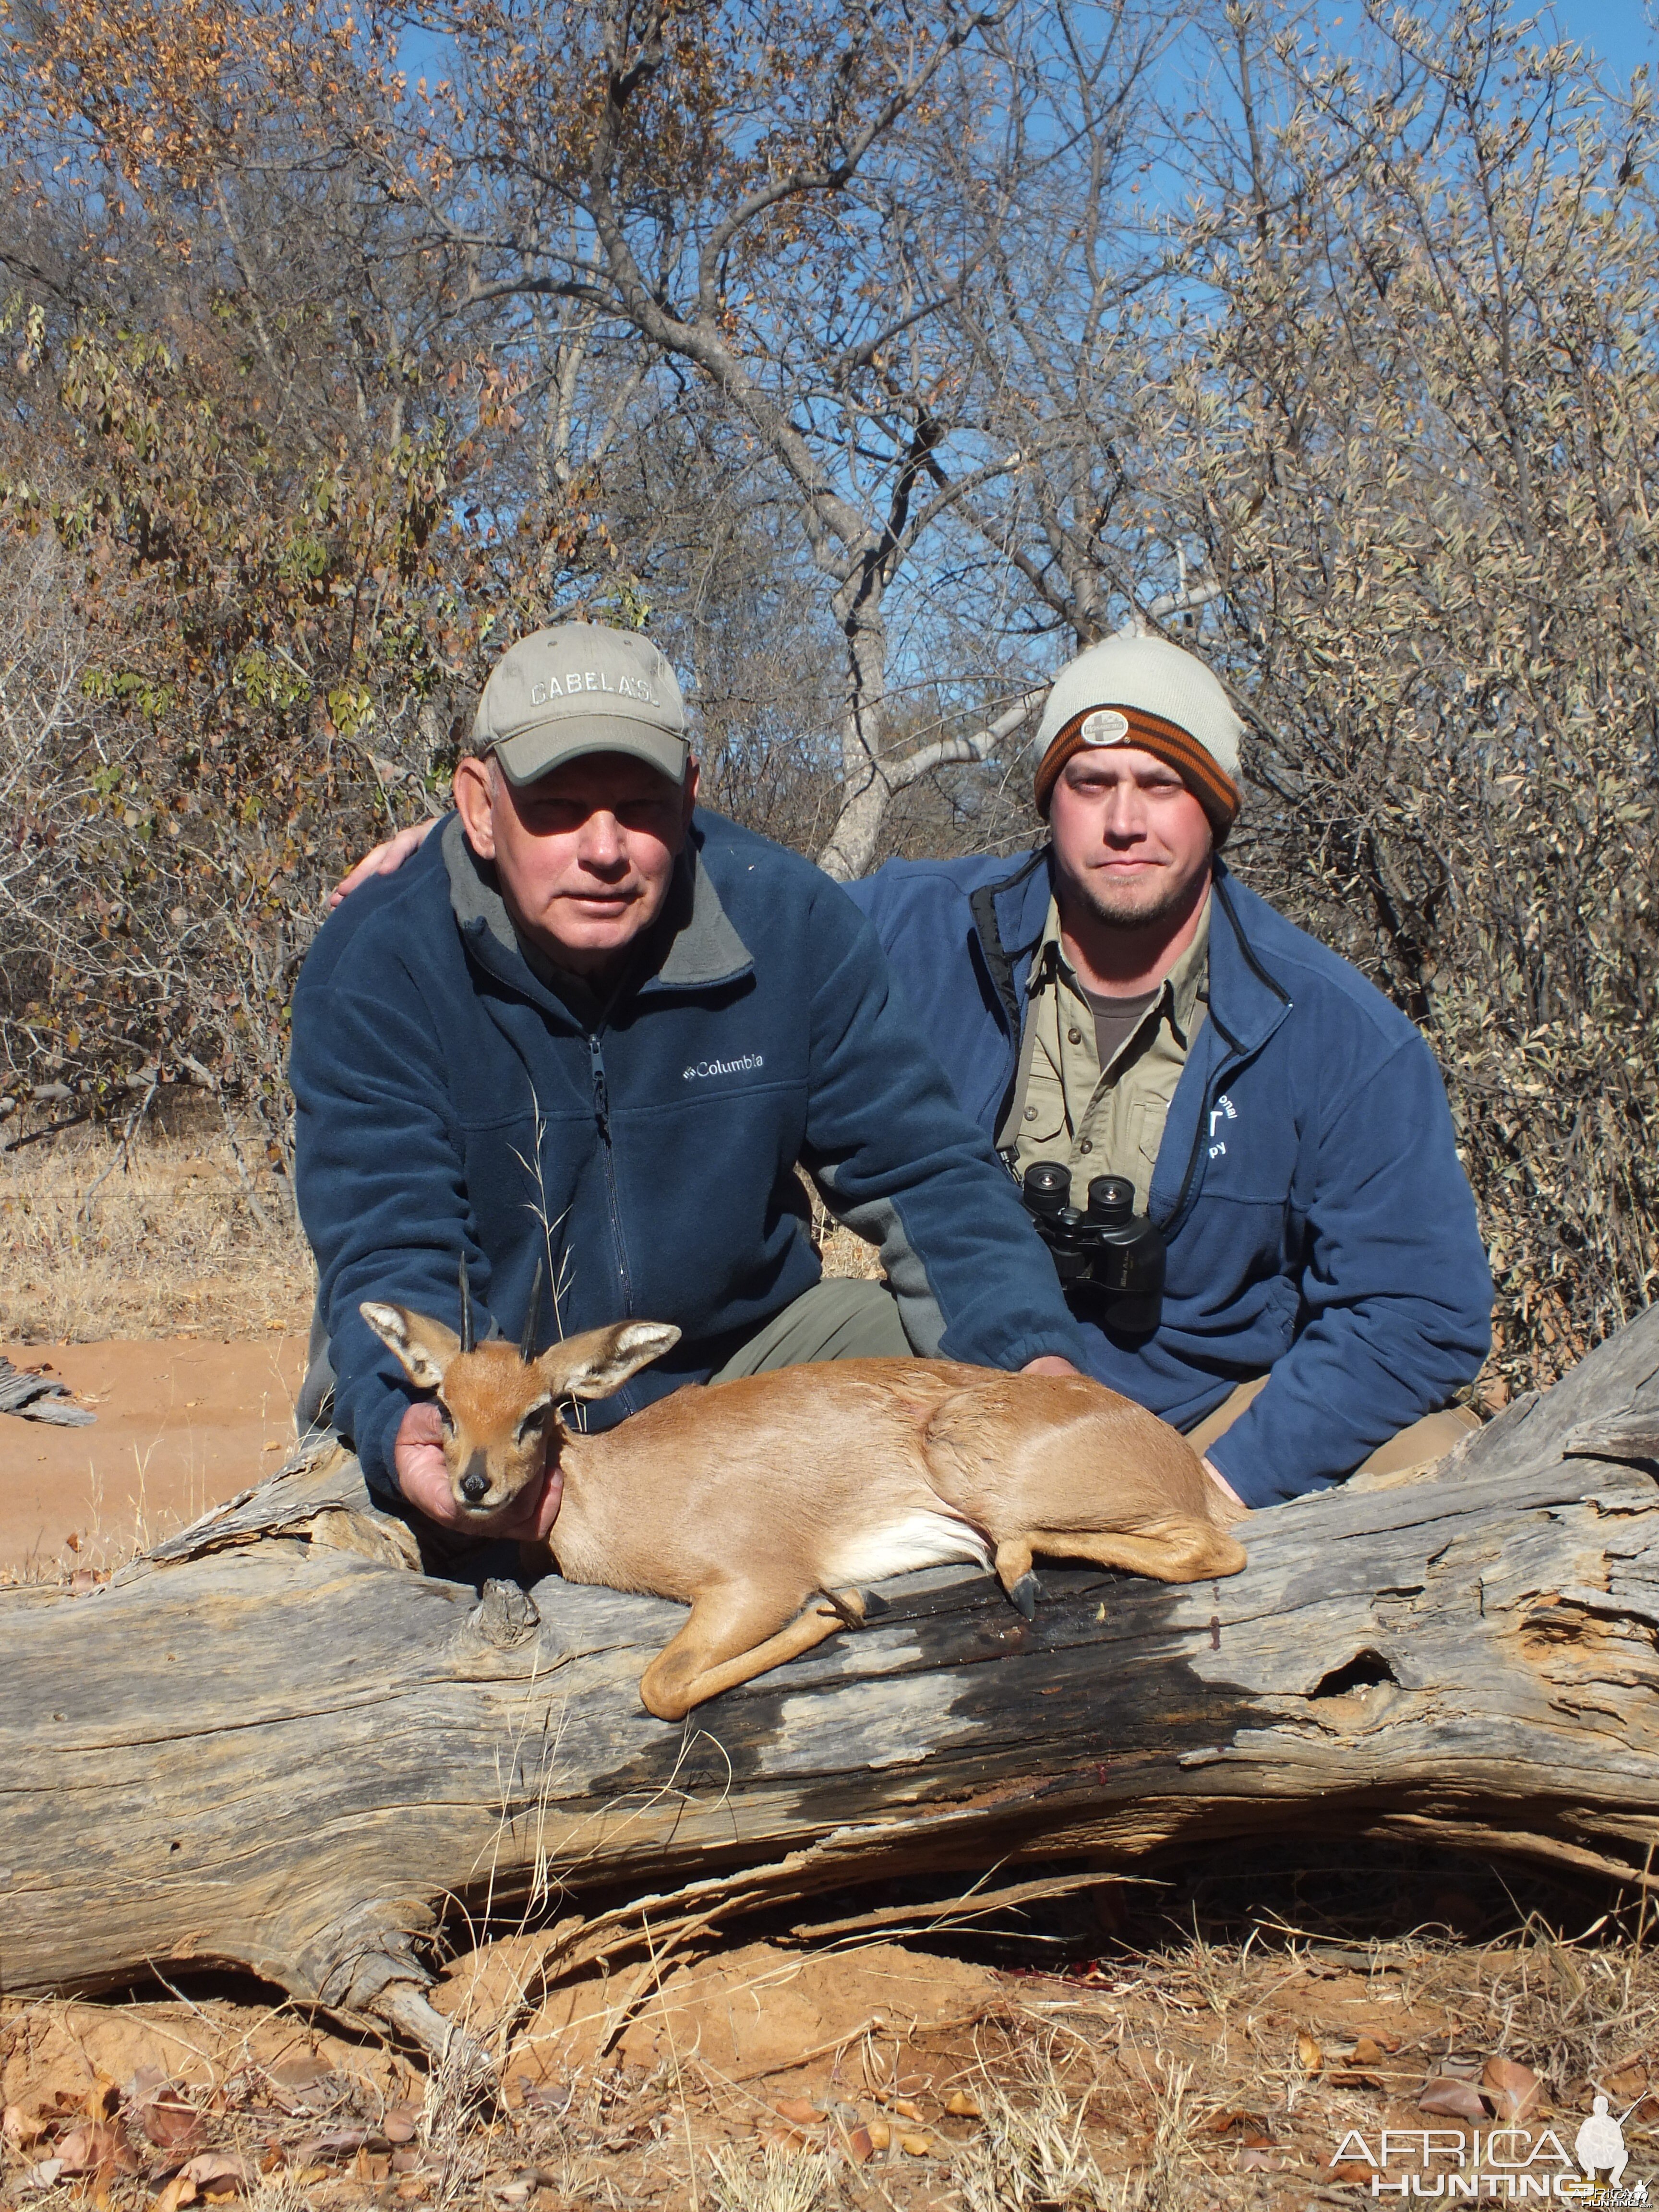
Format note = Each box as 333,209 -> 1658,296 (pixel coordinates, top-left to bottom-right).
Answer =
968,847 -> 1051,1040
1202,867 -> 1292,1057
974,847 -> 1292,1061
442,812 -> 753,1015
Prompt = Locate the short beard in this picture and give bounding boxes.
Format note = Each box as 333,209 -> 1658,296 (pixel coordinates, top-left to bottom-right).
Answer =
1063,863 -> 1210,934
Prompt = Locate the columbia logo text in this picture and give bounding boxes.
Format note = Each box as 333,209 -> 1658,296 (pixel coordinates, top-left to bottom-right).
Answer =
683,1054 -> 765,1082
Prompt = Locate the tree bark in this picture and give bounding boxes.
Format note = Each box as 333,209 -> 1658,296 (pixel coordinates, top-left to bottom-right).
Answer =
6,1307 -> 1659,2056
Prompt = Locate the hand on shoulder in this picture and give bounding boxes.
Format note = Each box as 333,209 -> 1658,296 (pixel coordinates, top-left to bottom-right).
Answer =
329,818 -> 438,909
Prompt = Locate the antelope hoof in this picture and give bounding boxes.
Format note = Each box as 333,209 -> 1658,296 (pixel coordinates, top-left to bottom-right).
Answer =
1008,1571 -> 1040,1621
816,1586 -> 865,1630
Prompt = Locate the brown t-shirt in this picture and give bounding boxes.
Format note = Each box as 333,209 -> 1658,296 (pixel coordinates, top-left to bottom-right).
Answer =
1082,985 -> 1159,1075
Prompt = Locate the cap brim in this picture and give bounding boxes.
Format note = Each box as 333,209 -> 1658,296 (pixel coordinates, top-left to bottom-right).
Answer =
490,716 -> 689,787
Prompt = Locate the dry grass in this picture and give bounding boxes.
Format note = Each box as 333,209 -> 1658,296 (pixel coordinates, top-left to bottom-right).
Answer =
806,1185 -> 886,1285
12,1886 -> 1659,2212
0,1107 -> 313,1341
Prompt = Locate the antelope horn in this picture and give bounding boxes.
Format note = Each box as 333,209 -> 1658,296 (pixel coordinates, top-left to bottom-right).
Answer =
458,1252 -> 475,1355
519,1260 -> 544,1364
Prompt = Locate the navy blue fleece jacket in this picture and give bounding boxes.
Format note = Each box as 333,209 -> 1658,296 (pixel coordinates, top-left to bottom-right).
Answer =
290,811 -> 1088,1499
848,849 -> 1493,1509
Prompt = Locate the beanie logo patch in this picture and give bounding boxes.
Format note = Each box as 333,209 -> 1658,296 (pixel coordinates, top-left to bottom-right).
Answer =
1080,709 -> 1130,745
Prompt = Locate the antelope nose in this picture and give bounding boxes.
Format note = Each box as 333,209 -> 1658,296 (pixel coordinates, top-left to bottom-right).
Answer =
460,1470 -> 490,1504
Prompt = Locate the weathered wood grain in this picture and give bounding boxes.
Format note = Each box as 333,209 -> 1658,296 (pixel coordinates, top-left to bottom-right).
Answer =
5,1308 -> 1659,2053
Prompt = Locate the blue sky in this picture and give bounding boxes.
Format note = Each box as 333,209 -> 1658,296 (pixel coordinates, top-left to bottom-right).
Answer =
1550,0 -> 1654,76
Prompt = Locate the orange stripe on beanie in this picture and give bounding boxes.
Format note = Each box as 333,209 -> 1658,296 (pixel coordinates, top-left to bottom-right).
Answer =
1034,706 -> 1242,832
1031,634 -> 1245,836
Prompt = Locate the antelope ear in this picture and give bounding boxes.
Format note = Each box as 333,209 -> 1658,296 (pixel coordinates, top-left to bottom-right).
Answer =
537,1321 -> 682,1403
360,1301 -> 461,1393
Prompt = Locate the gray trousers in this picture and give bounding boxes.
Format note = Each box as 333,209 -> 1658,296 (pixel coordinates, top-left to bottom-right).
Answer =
708,1277 -> 911,1379
295,1275 -> 911,1436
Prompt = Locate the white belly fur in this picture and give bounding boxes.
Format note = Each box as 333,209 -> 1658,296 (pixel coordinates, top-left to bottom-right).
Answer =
825,1508 -> 993,1585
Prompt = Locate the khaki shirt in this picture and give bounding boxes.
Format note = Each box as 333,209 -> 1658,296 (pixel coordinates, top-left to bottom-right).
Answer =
1001,895 -> 1210,1211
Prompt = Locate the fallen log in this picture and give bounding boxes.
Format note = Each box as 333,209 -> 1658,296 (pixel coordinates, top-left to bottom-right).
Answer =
5,1306 -> 1659,2058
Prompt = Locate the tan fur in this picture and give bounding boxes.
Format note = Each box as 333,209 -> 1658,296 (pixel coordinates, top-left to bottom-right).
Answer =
360,1304 -> 1247,1722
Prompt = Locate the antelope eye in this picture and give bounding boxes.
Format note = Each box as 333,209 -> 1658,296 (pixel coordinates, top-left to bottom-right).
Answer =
517,1405 -> 549,1443
436,1402 -> 455,1434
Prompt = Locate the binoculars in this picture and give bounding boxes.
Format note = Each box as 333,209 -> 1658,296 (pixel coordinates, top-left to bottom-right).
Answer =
1020,1162 -> 1166,1337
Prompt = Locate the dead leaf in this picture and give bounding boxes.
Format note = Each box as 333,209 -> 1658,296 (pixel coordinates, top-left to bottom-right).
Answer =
899,2134 -> 932,2156
892,2098 -> 923,2122
85,2073 -> 121,2122
144,2099 -> 205,2152
295,2127 -> 382,2165
866,2118 -> 892,2151
1419,2078 -> 1490,2120
179,2152 -> 250,2199
2,2103 -> 41,2149
1483,2056 -> 1542,2122
1297,2033 -> 1323,2073
773,2097 -> 818,2125
384,2112 -> 420,2143
1238,2148 -> 1283,2171
26,2159 -> 69,2191
267,2057 -> 334,2091
844,2127 -> 875,2164
154,2175 -> 198,2212
757,2127 -> 809,2156
1207,2110 -> 1271,2137
54,2122 -> 132,2175
1353,2035 -> 1395,2066
1332,2163 -> 1374,2185
945,2092 -> 983,2118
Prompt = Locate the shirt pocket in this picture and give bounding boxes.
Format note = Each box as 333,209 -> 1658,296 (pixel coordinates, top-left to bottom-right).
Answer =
1014,1038 -> 1070,1154
1134,1095 -> 1171,1190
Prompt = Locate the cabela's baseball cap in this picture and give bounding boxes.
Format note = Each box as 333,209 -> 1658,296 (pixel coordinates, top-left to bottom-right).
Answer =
1032,633 -> 1244,837
472,623 -> 689,787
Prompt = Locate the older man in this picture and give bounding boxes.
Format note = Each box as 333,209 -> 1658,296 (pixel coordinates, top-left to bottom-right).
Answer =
292,623 -> 1087,1539
850,633 -> 1493,1510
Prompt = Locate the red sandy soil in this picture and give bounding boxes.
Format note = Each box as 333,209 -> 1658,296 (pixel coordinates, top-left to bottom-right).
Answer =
0,1335 -> 307,1580
5,1919 -> 1643,2209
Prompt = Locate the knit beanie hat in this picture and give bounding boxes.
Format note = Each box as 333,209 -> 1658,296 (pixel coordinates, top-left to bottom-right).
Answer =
1032,634 -> 1245,836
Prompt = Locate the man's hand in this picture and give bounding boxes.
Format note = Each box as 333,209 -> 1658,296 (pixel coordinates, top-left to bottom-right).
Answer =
1203,1456 -> 1247,1522
1022,1355 -> 1082,1378
329,818 -> 438,910
392,1400 -> 564,1539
